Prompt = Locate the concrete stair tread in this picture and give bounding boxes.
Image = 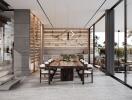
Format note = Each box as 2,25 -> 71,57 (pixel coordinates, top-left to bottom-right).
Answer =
0,79 -> 20,91
0,75 -> 14,85
0,71 -> 10,78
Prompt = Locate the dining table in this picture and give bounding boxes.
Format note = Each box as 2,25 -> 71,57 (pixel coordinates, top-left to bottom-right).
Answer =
45,60 -> 87,85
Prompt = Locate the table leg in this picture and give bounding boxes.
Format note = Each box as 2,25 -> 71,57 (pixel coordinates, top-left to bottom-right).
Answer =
61,68 -> 73,81
48,68 -> 51,85
40,69 -> 41,83
82,69 -> 84,84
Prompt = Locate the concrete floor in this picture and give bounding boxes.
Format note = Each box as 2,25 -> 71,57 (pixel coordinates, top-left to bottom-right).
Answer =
0,70 -> 132,100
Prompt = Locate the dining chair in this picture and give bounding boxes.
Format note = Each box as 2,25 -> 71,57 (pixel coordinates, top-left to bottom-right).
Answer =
40,64 -> 48,75
40,63 -> 55,83
83,61 -> 93,83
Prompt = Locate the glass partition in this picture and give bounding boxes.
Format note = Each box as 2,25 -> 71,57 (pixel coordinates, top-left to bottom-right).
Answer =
0,11 -> 14,74
95,17 -> 105,70
114,1 -> 125,81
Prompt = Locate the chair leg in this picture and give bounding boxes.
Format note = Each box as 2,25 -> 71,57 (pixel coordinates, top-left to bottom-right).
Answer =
91,71 -> 93,83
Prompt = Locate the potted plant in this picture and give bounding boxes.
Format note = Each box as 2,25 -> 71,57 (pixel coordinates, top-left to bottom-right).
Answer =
69,54 -> 77,62
61,54 -> 70,62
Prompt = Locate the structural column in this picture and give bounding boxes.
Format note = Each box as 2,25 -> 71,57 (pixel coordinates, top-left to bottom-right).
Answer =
14,9 -> 30,76
105,9 -> 115,75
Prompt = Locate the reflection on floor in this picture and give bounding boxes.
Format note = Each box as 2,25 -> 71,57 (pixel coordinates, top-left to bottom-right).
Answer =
127,72 -> 132,86
115,73 -> 124,81
0,69 -> 132,100
115,71 -> 132,86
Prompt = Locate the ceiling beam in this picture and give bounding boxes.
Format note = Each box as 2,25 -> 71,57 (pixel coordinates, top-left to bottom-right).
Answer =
84,0 -> 107,28
36,0 -> 54,28
44,28 -> 88,30
43,30 -> 88,33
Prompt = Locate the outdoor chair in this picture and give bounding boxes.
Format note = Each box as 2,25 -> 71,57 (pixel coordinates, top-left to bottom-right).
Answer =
80,60 -> 93,83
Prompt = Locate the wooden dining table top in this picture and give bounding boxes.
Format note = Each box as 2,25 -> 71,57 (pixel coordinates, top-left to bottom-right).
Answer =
47,60 -> 85,68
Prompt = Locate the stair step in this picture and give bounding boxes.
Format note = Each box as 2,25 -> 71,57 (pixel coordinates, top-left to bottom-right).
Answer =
0,71 -> 10,78
0,79 -> 20,91
0,75 -> 14,85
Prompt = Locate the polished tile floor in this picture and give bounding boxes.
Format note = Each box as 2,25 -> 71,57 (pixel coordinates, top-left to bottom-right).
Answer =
0,70 -> 132,100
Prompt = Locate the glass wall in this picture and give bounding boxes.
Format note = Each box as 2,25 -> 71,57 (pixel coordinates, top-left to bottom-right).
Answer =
89,0 -> 132,88
114,1 -> 125,81
0,11 -> 14,74
94,17 -> 105,70
112,0 -> 132,88
127,0 -> 132,86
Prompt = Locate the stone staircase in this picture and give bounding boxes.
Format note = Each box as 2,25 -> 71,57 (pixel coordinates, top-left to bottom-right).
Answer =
0,66 -> 20,90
